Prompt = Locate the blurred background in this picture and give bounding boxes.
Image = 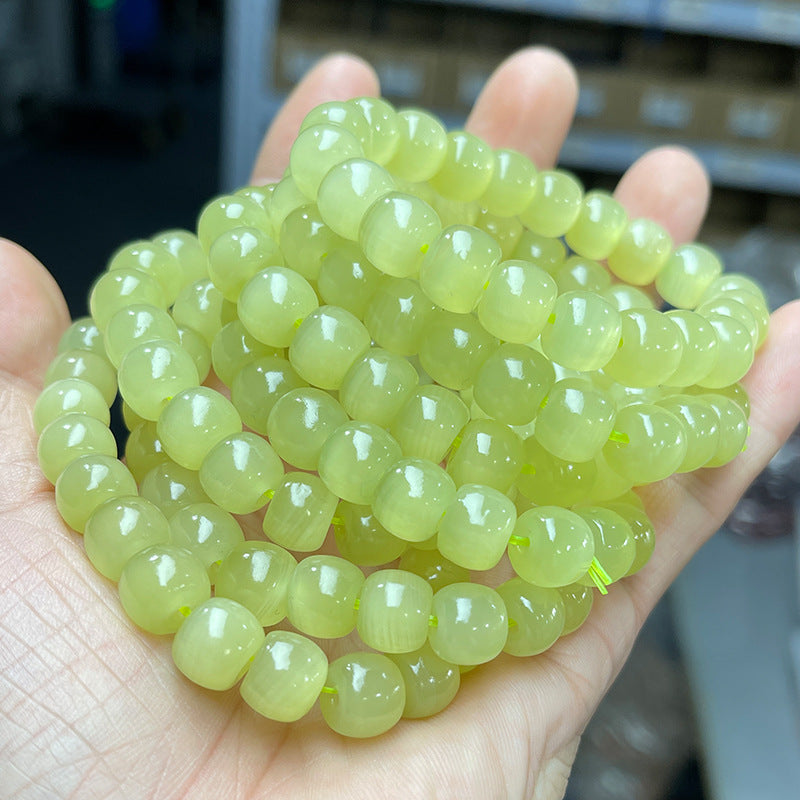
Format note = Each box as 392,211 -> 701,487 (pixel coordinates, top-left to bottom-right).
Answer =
1,1 -> 799,798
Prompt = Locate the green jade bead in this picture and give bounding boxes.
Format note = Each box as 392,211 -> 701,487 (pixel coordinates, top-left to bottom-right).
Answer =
510,230 -> 567,275
437,483 -> 516,571
447,419 -> 523,493
479,148 -> 537,217
231,356 -> 308,435
84,496 -> 170,581
359,192 -> 442,278
171,278 -> 236,346
199,432 -> 284,515
565,191 -> 628,260
299,99 -> 371,144
210,320 -> 282,388
289,123 -> 363,199
266,175 -> 308,234
399,548 -> 470,592
289,305 -> 371,390
388,641 -> 460,719
33,378 -> 110,434
318,421 -> 402,505
508,506 -> 595,587
535,378 -> 616,463
37,413 -> 117,484
701,273 -> 767,305
697,296 -> 760,349
419,224 -> 502,313
262,472 -> 338,552
604,308 -> 684,388
515,437 -> 598,507
172,598 -> 265,691
364,277 -> 435,356
606,502 -> 656,576
44,350 -> 117,407
696,313 -> 755,389
333,502 -> 407,566
588,450 -> 633,504
169,503 -> 245,581
57,316 -> 105,357
240,631 -> 328,723
606,218 -> 673,286
372,458 -> 456,543
279,204 -> 346,282
237,266 -> 318,348
266,388 -> 348,470
157,387 -> 242,471
176,324 -> 212,381
153,229 -> 209,287
477,260 -> 557,344
603,404 -> 687,485
357,569 -> 434,653
55,454 -> 137,532
320,652 -> 405,738
317,158 -> 395,240
139,461 -> 210,520
117,339 -> 199,421
207,226 -> 282,302
473,344 -> 555,427
474,209 -> 523,258
428,130 -> 495,202
601,283 -> 655,312
576,506 -> 635,586
663,310 -> 720,387
118,544 -> 211,634
554,256 -> 612,295
703,394 -> 749,467
215,541 -> 297,626
428,582 -> 508,665
715,288 -> 770,348
384,108 -> 447,182
196,194 -> 269,250
286,555 -> 365,638
316,242 -> 385,319
339,348 -> 419,428
518,169 -> 582,237
418,309 -> 497,391
655,243 -> 723,309
497,579 -> 565,657
89,268 -> 167,331
350,97 -> 400,164
540,291 -> 622,372
558,583 -> 594,635
104,304 -> 180,368
656,395 -> 720,472
390,384 -> 469,463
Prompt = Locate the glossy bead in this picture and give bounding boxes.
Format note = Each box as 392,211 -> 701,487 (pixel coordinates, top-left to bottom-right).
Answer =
240,631 -> 328,722
480,148 -> 537,216
289,123 -> 363,198
33,378 -> 111,434
44,350 -> 117,407
510,230 -> 567,274
373,458 -> 456,543
655,243 -> 722,308
565,191 -> 627,260
262,472 -> 338,552
317,242 -> 385,319
215,541 -> 296,625
208,226 -> 281,301
428,583 -> 508,665
606,218 -> 673,285
104,304 -> 180,368
606,502 -> 656,576
286,555 -> 364,638
554,256 -> 612,295
266,388 -> 348,471
333,502 -> 407,566
171,278 -> 236,346
139,460 -> 210,519
576,506 -> 635,584
437,483 -> 516,570
89,268 -> 167,331
210,320 -> 282,388
516,437 -> 598,507
558,583 -> 594,635
519,169 -> 582,237
663,310 -> 720,387
196,194 -> 269,250
279,204 -> 346,282
38,413 -> 117,484
385,107 -> 447,181
357,569 -> 434,653
320,652 -> 405,738
318,422 -> 402,505
696,313 -> 755,389
388,641 -> 460,719
447,419 -> 523,493
497,579 -> 565,657
428,130 -> 495,202
656,395 -> 720,472
399,548 -> 471,592
364,277 -> 435,356
350,96 -> 400,164
703,394 -> 748,467
172,598 -> 265,690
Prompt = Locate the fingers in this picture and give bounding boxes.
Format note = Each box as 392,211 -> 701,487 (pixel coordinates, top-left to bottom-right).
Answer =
0,239 -> 70,386
614,146 -> 711,243
250,53 -> 380,185
466,47 -> 579,169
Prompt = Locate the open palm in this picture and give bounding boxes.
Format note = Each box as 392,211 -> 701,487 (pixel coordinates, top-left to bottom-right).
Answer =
2,49 -> 799,800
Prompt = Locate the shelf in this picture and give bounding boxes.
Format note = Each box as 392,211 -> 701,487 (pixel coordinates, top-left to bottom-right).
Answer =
671,530 -> 800,800
410,0 -> 800,46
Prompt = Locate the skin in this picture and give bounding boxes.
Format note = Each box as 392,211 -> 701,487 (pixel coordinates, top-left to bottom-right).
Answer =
2,48 -> 800,800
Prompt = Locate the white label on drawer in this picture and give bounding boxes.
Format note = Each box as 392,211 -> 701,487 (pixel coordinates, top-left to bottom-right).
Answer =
576,85 -> 606,119
640,89 -> 693,129
665,0 -> 709,27
727,101 -> 782,140
376,62 -> 424,99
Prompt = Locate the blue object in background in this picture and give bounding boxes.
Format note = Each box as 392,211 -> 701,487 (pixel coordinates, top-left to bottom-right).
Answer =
115,0 -> 160,54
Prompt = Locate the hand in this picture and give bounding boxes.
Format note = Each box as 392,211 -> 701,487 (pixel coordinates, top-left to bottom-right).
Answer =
2,48 -> 799,800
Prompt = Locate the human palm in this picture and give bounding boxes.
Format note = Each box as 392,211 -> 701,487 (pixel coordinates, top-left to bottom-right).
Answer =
2,49 -> 799,800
